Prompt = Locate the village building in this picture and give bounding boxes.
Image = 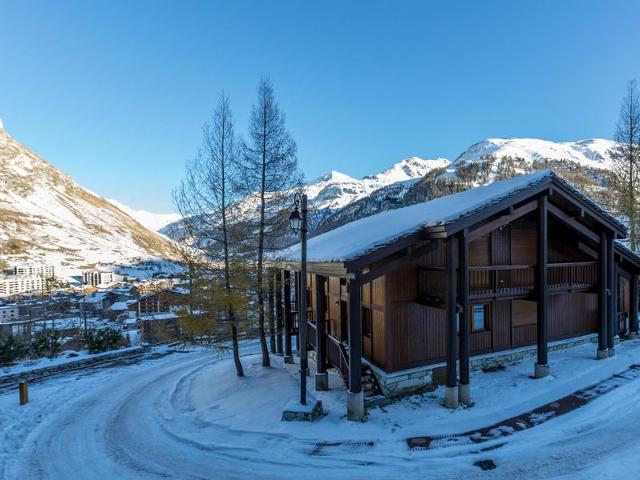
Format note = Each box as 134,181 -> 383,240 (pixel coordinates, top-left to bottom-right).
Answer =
12,262 -> 55,278
81,291 -> 118,314
137,288 -> 189,315
83,270 -> 115,288
279,170 -> 640,420
0,274 -> 45,297
0,304 -> 19,322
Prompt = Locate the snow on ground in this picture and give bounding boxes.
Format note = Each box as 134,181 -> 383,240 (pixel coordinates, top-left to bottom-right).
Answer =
2,339 -> 640,479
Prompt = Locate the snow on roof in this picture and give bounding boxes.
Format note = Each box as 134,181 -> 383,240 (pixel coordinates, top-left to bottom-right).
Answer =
615,239 -> 640,266
279,170 -> 624,264
83,291 -> 109,303
109,300 -> 137,311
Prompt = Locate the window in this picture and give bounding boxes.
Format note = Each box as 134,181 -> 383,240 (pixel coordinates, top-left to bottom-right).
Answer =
471,304 -> 489,332
362,306 -> 372,337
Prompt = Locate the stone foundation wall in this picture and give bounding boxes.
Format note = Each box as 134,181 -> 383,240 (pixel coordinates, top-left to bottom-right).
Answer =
368,333 -> 598,398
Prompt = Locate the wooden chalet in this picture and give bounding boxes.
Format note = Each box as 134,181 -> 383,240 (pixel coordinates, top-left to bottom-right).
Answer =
275,170 -> 640,420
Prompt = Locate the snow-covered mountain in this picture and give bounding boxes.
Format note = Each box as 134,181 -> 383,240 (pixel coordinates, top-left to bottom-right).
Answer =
162,136 -> 619,252
305,157 -> 449,211
0,121 -> 178,270
160,156 -> 450,240
451,138 -> 616,171
107,198 -> 181,232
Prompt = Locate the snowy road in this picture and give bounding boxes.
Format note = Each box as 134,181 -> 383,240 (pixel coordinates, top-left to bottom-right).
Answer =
2,342 -> 640,479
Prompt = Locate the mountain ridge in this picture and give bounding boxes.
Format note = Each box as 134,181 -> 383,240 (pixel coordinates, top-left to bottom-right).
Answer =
0,122 -> 179,272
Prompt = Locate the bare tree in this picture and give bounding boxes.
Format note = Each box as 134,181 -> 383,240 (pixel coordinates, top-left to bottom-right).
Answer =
612,80 -> 640,250
174,92 -> 245,376
239,77 -> 302,367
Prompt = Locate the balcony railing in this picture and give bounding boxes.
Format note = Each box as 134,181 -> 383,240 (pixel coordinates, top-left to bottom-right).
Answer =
469,261 -> 597,298
307,320 -> 349,384
419,261 -> 598,300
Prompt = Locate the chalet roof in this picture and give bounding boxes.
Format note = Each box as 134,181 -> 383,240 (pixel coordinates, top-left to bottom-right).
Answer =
279,170 -> 627,265
615,240 -> 640,271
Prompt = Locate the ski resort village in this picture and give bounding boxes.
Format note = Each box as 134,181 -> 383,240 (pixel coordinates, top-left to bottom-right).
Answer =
2,2 -> 640,479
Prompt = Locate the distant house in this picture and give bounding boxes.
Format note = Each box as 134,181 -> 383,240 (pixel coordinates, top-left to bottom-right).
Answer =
137,288 -> 189,315
139,312 -> 181,343
108,299 -> 138,320
280,170 -> 640,420
0,304 -> 19,322
82,291 -> 118,313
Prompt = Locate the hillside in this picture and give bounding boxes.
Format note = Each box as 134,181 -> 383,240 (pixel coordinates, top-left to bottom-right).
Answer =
0,121 -> 179,271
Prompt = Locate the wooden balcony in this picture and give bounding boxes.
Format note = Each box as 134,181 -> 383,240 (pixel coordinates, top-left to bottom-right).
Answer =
470,261 -> 597,298
419,261 -> 598,302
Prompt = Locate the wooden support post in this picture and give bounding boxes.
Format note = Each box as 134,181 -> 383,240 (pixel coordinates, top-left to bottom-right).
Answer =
607,234 -> 616,356
276,271 -> 284,356
347,275 -> 364,421
458,231 -> 471,405
535,195 -> 550,378
597,230 -> 608,359
283,270 -> 294,362
268,272 -> 276,354
315,275 -> 328,391
630,274 -> 639,338
19,382 -> 28,405
445,236 -> 459,408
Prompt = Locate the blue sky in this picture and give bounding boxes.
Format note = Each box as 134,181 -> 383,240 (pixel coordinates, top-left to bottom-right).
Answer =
1,1 -> 639,212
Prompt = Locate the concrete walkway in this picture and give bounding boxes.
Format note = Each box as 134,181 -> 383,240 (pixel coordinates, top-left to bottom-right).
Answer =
406,363 -> 640,449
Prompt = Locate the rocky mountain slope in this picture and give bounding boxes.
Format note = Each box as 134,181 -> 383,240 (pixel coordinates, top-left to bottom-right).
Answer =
0,121 -> 178,271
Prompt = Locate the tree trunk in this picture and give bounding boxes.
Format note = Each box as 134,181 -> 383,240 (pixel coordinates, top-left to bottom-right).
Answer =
229,310 -> 244,377
256,99 -> 270,367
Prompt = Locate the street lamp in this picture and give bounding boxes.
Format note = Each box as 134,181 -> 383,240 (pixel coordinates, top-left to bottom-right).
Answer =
289,192 -> 308,405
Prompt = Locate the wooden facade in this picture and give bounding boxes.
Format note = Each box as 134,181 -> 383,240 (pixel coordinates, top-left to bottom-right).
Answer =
279,172 -> 640,419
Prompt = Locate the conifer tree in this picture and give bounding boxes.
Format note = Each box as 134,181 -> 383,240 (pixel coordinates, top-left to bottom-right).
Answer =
239,77 -> 302,367
174,92 -> 246,376
612,80 -> 640,250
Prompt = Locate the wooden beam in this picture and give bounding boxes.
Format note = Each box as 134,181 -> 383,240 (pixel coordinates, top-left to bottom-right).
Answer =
347,276 -> 362,395
536,195 -> 549,368
458,231 -> 470,387
360,241 -> 439,285
577,241 -> 598,259
445,181 -> 552,236
607,234 -> 616,352
631,274 -> 639,335
446,237 -> 458,389
275,271 -> 283,355
346,234 -> 424,270
548,202 -> 600,243
283,270 -> 293,358
268,273 -> 276,354
551,184 -> 626,238
598,230 -> 608,355
315,275 -> 327,376
282,261 -> 351,278
294,272 -> 301,353
468,199 -> 537,242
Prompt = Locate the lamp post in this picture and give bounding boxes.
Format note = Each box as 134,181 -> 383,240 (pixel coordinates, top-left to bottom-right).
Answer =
289,192 -> 308,405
